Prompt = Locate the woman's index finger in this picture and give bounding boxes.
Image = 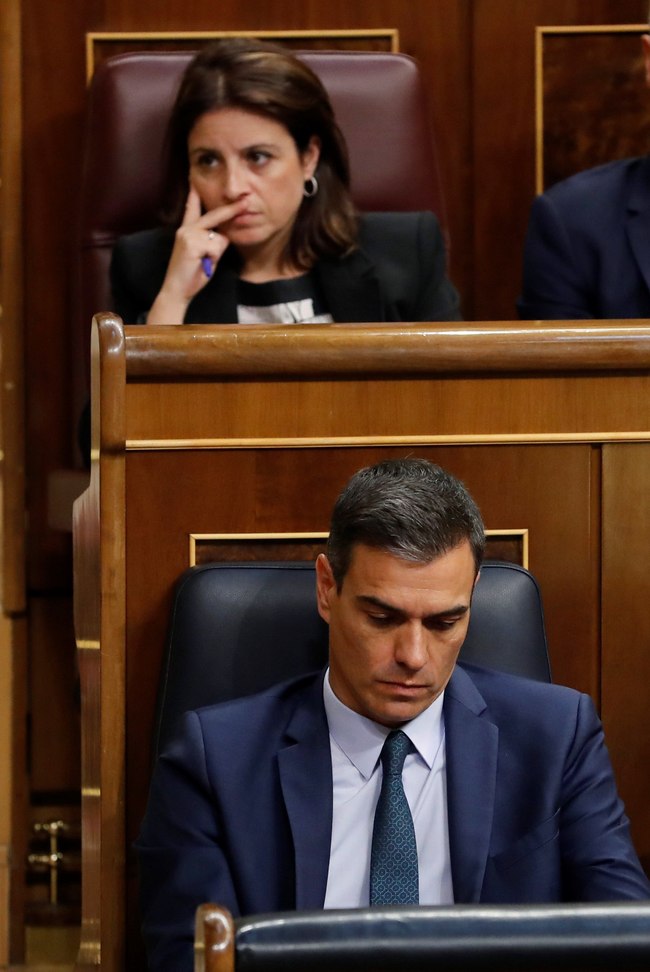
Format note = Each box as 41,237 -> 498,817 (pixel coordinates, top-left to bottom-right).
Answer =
181,186 -> 202,226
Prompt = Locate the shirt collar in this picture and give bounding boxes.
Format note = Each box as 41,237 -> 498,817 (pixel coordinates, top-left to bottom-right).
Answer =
323,668 -> 445,779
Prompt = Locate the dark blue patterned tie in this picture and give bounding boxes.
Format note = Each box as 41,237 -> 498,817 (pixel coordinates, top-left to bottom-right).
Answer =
369,729 -> 419,905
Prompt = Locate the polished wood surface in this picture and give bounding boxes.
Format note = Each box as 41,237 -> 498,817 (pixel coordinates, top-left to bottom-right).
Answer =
74,315 -> 650,970
195,905 -> 234,972
73,322 -> 126,972
125,320 -> 650,375
0,1 -> 26,959
121,321 -> 650,445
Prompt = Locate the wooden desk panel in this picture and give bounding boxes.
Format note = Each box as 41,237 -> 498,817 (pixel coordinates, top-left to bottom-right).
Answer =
124,442 -> 597,843
123,320 -> 650,444
126,372 -> 650,444
74,316 -> 650,971
602,443 -> 650,868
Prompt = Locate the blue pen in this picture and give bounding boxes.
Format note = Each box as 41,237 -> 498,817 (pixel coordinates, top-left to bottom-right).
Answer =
201,256 -> 213,279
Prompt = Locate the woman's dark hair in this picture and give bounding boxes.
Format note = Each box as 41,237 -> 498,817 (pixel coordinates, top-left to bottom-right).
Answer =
162,37 -> 359,269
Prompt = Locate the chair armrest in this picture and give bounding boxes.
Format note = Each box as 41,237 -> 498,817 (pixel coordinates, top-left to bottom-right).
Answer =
195,904 -> 235,972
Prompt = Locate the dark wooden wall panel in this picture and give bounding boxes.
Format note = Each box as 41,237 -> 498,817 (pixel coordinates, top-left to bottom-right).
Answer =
542,28 -> 650,190
29,598 -> 80,792
22,0 -> 88,588
472,0 -> 648,321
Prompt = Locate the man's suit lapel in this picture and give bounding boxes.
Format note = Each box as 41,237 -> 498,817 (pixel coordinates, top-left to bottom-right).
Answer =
277,674 -> 333,909
625,157 -> 650,300
315,249 -> 385,322
444,666 -> 498,903
276,665 -> 498,909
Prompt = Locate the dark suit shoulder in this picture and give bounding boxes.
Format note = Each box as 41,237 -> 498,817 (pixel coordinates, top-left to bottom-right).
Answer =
179,670 -> 327,796
542,156 -> 648,209
455,661 -> 582,718
194,670 -> 324,733
451,663 -> 601,781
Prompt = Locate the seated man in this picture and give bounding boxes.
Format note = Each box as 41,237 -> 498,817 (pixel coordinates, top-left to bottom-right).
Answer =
137,459 -> 649,971
518,23 -> 650,319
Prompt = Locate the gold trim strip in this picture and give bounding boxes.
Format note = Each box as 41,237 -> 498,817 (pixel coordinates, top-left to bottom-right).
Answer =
192,531 -> 329,541
537,24 -> 648,35
191,529 -> 517,539
189,531 -> 329,565
126,431 -> 650,451
189,530 -> 527,566
81,787 -> 101,798
486,530 -> 528,548
86,28 -> 400,81
77,639 -> 100,650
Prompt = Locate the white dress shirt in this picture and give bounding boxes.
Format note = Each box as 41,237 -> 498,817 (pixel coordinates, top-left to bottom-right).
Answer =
322,670 -> 454,907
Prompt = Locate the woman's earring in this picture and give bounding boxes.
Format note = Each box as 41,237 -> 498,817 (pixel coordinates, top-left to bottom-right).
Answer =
303,175 -> 319,198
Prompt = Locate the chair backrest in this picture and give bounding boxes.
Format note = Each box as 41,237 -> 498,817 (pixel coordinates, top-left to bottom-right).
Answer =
75,49 -> 447,374
195,901 -> 650,972
154,560 -> 550,760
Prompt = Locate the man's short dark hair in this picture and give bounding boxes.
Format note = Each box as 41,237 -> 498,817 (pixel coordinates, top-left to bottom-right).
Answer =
326,458 -> 485,587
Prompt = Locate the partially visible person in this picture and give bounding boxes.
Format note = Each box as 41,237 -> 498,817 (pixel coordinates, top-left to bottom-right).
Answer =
518,25 -> 650,320
137,457 -> 649,972
111,38 -> 460,326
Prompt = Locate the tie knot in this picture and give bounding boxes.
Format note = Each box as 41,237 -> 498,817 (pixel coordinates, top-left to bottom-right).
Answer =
380,730 -> 411,776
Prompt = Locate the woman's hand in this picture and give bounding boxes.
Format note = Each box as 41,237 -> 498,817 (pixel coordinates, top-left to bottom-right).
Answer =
147,188 -> 246,325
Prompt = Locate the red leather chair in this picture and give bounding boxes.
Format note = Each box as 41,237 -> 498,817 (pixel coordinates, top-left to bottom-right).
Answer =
74,49 -> 447,382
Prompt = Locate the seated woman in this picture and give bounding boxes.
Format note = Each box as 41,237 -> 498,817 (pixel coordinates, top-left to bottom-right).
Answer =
110,37 -> 460,326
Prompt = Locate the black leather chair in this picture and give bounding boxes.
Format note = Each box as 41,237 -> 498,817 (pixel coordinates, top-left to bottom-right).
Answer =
165,560 -> 650,972
195,901 -> 650,972
154,559 -> 550,761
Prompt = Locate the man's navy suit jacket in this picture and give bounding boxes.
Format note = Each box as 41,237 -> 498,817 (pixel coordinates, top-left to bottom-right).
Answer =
518,156 -> 650,319
137,662 -> 650,972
